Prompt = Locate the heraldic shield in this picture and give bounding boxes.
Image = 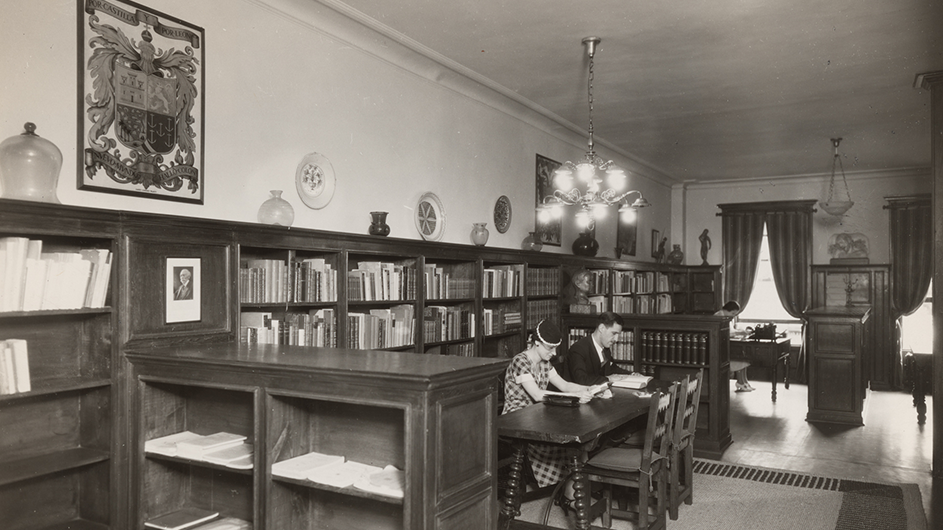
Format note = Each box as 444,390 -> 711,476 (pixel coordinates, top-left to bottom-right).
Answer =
115,62 -> 178,155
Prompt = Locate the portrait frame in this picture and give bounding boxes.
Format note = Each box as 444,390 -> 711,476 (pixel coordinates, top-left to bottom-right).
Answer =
616,209 -> 638,257
535,154 -> 562,247
166,257 -> 201,323
651,229 -> 661,258
78,0 -> 205,203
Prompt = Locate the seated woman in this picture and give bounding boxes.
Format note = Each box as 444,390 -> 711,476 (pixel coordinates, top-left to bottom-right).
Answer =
715,300 -> 754,392
503,319 -> 597,512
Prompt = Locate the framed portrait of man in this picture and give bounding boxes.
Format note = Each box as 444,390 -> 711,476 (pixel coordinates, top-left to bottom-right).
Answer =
535,154 -> 562,246
166,257 -> 201,323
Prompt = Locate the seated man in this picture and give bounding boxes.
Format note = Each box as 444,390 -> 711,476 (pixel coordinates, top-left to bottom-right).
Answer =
567,311 -> 632,386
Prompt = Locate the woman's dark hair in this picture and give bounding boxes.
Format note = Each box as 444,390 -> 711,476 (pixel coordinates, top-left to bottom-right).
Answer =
722,300 -> 741,312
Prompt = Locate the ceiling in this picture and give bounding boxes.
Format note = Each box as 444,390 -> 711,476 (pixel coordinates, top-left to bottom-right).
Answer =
326,0 -> 943,184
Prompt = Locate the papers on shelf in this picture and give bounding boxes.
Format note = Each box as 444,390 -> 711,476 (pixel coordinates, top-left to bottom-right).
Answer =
144,431 -> 203,457
609,373 -> 653,390
204,443 -> 254,469
144,507 -> 219,530
189,517 -> 251,530
308,460 -> 381,489
176,432 -> 248,461
145,432 -> 251,469
353,465 -> 405,498
271,451 -> 345,480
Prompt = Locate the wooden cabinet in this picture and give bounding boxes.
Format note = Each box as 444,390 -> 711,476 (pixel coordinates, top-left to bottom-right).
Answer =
125,343 -> 507,530
804,306 -> 871,425
812,264 -> 893,390
562,314 -> 732,459
0,202 -> 119,530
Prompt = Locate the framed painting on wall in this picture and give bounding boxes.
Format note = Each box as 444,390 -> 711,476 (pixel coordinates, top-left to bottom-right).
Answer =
78,0 -> 205,203
535,154 -> 562,246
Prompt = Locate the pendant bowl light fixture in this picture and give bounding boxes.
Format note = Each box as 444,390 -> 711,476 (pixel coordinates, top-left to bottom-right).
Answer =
536,37 -> 650,231
819,137 -> 853,216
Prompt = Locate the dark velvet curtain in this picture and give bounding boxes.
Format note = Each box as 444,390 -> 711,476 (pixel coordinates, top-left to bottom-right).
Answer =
887,196 -> 933,318
719,209 -> 765,310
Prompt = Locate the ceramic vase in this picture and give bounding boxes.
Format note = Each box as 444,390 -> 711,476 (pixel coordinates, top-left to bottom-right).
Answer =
471,222 -> 489,246
667,244 -> 684,265
369,211 -> 391,236
572,231 -> 599,257
258,190 -> 294,226
0,122 -> 62,203
521,232 -> 543,252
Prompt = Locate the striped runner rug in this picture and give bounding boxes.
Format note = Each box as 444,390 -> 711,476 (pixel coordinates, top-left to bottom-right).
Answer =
513,460 -> 927,529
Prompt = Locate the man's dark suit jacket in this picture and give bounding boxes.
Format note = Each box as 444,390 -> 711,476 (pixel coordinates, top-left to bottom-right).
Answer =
565,335 -> 631,386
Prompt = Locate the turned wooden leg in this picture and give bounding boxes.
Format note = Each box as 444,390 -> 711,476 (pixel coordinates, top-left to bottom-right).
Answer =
570,453 -> 592,530
500,442 -> 526,527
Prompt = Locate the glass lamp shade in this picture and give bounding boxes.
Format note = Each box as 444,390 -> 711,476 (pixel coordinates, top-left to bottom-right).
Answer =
820,200 -> 854,216
0,122 -> 62,203
258,190 -> 295,226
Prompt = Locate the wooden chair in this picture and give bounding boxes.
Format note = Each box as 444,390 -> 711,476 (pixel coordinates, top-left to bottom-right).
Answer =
668,369 -> 703,520
582,381 -> 678,529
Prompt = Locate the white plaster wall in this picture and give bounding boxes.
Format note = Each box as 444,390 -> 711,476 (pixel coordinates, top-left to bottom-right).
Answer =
0,0 -> 672,260
674,169 -> 931,266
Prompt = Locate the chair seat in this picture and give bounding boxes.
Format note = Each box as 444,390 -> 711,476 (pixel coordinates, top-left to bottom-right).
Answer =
587,446 -> 667,474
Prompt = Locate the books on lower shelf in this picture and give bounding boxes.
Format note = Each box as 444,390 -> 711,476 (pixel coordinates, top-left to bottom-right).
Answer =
272,451 -> 404,497
0,338 -> 30,394
271,451 -> 345,480
144,507 -> 220,530
189,517 -> 251,530
203,443 -> 253,469
353,464 -> 405,498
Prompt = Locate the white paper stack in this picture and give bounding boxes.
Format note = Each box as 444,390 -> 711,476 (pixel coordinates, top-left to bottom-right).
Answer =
176,432 -> 247,461
354,465 -> 405,498
308,460 -> 381,488
144,431 -> 202,457
271,451 -> 344,480
204,443 -> 254,469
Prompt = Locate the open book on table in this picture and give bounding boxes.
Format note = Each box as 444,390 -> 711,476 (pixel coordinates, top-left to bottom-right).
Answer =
608,373 -> 653,389
542,382 -> 611,405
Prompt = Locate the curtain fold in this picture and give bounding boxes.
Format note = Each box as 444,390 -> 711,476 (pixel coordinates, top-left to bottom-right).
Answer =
766,209 -> 813,382
888,199 -> 932,318
720,212 -> 765,309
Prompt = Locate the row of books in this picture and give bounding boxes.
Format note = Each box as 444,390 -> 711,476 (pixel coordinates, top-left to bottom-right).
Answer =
639,331 -> 709,365
611,293 -> 674,314
526,267 -> 561,297
425,342 -> 475,357
423,263 -> 475,300
240,257 -> 338,304
525,299 -> 557,329
566,328 -> 635,361
239,309 -> 337,347
272,450 -> 404,498
346,306 -> 415,349
0,237 -> 111,312
145,508 -> 250,530
347,261 -> 416,301
423,305 -> 475,343
482,307 -> 521,336
612,270 -> 673,295
145,431 -> 252,469
0,338 -> 30,394
586,269 -> 609,295
482,264 -> 524,298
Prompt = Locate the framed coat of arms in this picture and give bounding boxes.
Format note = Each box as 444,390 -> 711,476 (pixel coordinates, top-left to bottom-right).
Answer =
78,0 -> 205,203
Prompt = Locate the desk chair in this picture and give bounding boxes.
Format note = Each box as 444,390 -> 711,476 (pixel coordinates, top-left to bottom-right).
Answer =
582,382 -> 678,529
668,369 -> 703,520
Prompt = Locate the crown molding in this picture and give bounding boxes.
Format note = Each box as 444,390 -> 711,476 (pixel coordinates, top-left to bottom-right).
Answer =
674,166 -> 931,191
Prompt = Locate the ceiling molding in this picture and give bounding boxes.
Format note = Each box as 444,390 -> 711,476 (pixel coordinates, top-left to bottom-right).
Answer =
674,166 -> 931,191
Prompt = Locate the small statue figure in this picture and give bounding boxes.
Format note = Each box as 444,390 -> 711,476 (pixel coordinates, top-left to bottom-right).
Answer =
699,229 -> 711,265
653,237 -> 667,263
562,268 -> 592,306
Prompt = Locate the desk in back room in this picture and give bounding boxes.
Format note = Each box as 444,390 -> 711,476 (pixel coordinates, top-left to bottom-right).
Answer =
729,337 -> 790,402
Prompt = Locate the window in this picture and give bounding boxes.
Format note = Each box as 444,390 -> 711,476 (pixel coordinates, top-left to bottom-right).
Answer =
736,226 -> 803,344
901,280 -> 933,354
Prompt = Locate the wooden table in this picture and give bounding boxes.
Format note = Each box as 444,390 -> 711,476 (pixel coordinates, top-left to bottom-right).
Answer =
729,337 -> 790,401
497,388 -> 652,530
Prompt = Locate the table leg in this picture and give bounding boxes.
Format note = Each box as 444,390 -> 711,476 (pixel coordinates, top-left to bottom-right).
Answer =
784,352 -> 790,389
570,452 -> 591,530
771,360 -> 778,402
499,442 -> 526,528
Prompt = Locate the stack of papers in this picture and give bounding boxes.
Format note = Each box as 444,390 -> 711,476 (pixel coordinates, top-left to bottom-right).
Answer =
144,431 -> 203,457
609,373 -> 653,390
189,517 -> 251,530
145,431 -> 250,469
204,443 -> 253,469
144,507 -> 219,530
177,433 -> 248,461
308,460 -> 381,488
272,451 -> 345,480
354,465 -> 405,498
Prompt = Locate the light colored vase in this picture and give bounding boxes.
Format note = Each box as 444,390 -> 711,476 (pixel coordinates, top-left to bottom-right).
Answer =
0,122 -> 62,203
521,231 -> 543,252
258,190 -> 294,226
471,222 -> 490,246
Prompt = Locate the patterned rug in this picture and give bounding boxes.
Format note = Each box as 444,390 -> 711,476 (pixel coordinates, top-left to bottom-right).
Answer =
515,460 -> 927,529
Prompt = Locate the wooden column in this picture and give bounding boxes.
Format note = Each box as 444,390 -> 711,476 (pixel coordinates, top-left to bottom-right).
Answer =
915,70 -> 943,476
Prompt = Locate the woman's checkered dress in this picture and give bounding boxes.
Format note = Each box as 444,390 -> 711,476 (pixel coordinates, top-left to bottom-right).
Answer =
502,352 -> 572,488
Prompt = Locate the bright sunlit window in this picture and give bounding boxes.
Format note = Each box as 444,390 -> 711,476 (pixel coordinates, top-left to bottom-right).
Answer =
901,281 -> 933,354
736,226 -> 803,344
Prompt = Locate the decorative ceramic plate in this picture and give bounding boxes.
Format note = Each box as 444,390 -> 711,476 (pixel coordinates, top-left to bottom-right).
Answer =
493,195 -> 511,233
415,192 -> 446,241
295,153 -> 336,209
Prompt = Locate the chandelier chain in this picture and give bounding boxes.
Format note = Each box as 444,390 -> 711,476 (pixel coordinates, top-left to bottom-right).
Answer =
587,52 -> 595,152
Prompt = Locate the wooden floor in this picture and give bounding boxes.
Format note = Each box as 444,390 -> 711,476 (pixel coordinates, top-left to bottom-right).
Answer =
722,379 -> 941,528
